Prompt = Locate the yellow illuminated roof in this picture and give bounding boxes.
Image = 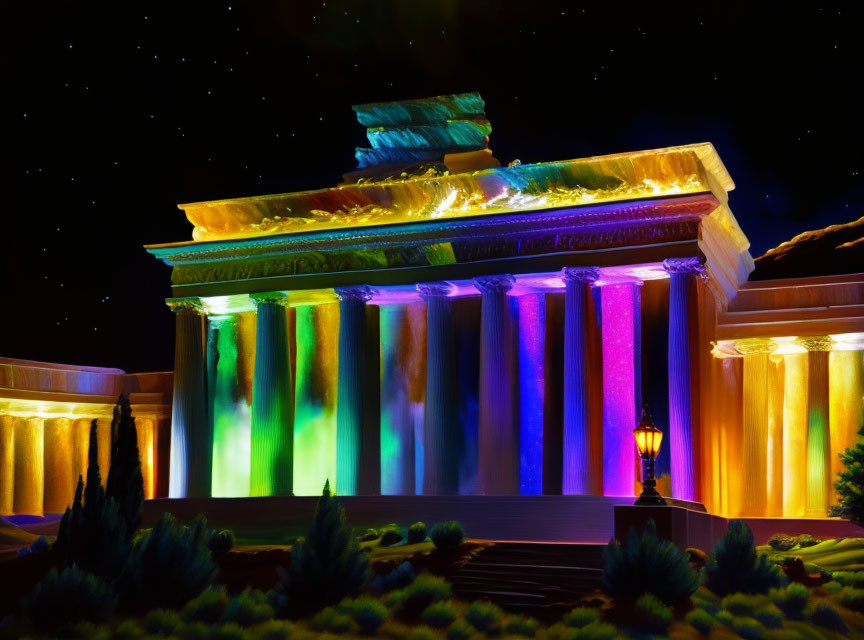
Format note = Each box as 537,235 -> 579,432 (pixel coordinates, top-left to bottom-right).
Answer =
177,143 -> 734,242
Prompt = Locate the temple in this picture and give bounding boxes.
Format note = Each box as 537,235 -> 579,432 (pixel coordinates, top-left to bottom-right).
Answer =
3,93 -> 862,526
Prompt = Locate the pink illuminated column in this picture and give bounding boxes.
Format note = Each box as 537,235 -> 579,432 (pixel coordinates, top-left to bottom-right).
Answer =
562,267 -> 600,495
474,274 -> 519,495
663,257 -> 704,502
600,281 -> 642,497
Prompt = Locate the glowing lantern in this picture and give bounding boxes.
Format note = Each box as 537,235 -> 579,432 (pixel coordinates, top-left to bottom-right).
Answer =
633,405 -> 667,505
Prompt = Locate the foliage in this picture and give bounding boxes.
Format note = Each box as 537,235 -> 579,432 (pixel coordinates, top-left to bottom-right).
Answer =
704,520 -> 785,596
398,572 -> 452,620
105,395 -> 144,540
346,595 -> 389,635
309,606 -> 354,633
144,608 -> 182,635
429,521 -> 465,551
15,534 -> 49,557
422,600 -> 460,628
370,560 -> 417,595
842,586 -> 864,612
53,421 -> 129,581
125,512 -> 219,610
209,529 -> 236,556
831,570 -> 864,587
276,480 -> 369,616
183,586 -> 230,624
219,589 -> 274,627
409,626 -> 442,640
408,521 -> 428,544
769,582 -> 809,620
562,606 -> 600,628
358,528 -> 380,542
632,593 -> 673,634
717,612 -> 767,640
810,602 -> 848,632
210,622 -> 245,640
822,580 -> 843,594
247,619 -> 295,640
767,534 -> 798,551
23,565 -> 117,633
381,525 -> 404,547
685,608 -> 715,635
464,600 -> 504,632
830,424 -> 864,525
506,614 -> 540,637
446,618 -> 474,640
601,518 -> 700,606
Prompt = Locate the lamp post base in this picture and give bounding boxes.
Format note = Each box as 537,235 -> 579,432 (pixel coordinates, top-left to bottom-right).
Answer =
635,492 -> 667,506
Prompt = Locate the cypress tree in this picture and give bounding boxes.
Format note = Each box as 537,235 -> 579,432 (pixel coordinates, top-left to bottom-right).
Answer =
105,395 -> 144,539
830,424 -> 864,526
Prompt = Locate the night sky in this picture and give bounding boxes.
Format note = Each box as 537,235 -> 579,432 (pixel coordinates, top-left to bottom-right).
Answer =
2,2 -> 861,373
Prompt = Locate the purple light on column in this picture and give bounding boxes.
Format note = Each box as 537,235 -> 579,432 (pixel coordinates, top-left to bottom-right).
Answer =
601,282 -> 640,497
518,293 -> 545,495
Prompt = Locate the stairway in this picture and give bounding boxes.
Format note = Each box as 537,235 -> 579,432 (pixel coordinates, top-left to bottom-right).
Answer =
450,542 -> 606,618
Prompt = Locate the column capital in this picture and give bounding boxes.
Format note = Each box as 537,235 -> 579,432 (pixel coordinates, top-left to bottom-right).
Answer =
250,291 -> 290,306
562,266 -> 600,284
473,274 -> 515,294
166,297 -> 205,314
735,337 -> 777,355
663,257 -> 707,277
335,285 -> 375,302
417,281 -> 455,298
794,335 -> 835,352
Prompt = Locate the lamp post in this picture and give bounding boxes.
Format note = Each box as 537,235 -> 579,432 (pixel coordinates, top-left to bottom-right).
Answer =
634,405 -> 666,505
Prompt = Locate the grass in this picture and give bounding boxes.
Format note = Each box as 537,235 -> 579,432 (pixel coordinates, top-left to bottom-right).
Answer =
758,538 -> 864,571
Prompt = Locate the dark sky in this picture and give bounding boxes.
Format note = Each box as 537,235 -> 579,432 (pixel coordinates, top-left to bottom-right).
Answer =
2,2 -> 861,372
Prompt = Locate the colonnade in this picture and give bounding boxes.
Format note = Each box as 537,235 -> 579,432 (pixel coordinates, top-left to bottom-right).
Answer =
168,260 -> 706,500
0,413 -> 166,516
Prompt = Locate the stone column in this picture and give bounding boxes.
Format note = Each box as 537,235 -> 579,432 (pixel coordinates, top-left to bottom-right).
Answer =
663,257 -> 705,502
251,293 -> 294,497
0,415 -> 14,515
797,336 -> 834,517
43,417 -> 74,514
336,286 -> 379,495
474,274 -> 519,495
735,338 -> 776,516
167,298 -> 211,498
418,282 -> 458,495
562,267 -> 600,495
13,417 -> 44,515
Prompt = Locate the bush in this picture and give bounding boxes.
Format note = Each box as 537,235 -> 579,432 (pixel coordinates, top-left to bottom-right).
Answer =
145,608 -> 182,635
348,595 -> 389,635
409,521 -> 428,544
177,621 -> 210,640
429,521 -> 465,551
24,565 -> 118,633
770,582 -> 809,620
399,572 -> 452,620
105,395 -> 145,541
506,614 -> 540,637
754,604 -> 783,629
562,606 -> 600,628
209,529 -> 236,556
601,518 -> 700,606
382,589 -> 405,610
219,589 -> 274,627
210,622 -> 245,640
309,606 -> 354,633
796,534 -> 821,548
722,615 -> 767,640
830,424 -> 864,525
810,602 -> 847,632
183,587 -> 230,623
574,621 -> 618,640
247,619 -> 295,640
704,520 -> 785,597
370,560 -> 417,594
632,593 -> 673,634
16,535 -> 50,557
822,580 -> 843,594
721,592 -> 765,617
831,570 -> 864,587
276,481 -> 368,616
691,586 -> 721,615
767,533 -> 797,551
358,528 -> 380,542
422,600 -> 460,628
409,626 -> 442,640
685,608 -> 715,635
464,600 -> 504,632
381,526 -> 404,547
447,618 -> 474,640
842,586 -> 864,612
125,512 -> 218,610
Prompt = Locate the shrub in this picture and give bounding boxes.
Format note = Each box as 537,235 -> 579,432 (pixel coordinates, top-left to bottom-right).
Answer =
358,528 -> 380,542
767,533 -> 797,551
399,572 -> 452,619
409,521 -> 428,544
105,395 -> 145,541
247,619 -> 295,640
574,621 -> 617,640
562,606 -> 600,628
831,570 -> 864,587
409,626 -> 442,640
219,589 -> 274,627
209,529 -> 236,557
275,480 -> 368,615
370,560 -> 417,594
721,592 -> 766,617
632,593 -> 673,634
309,606 -> 354,633
447,618 -> 474,640
24,565 -> 118,633
429,521 -> 465,551
381,526 -> 404,547
822,580 -> 843,594
601,518 -> 700,606
796,534 -> 821,548
830,424 -> 864,525
382,589 -> 406,610
422,600 -> 460,628
810,602 -> 847,632
685,608 -> 715,636
842,586 -> 864,612
754,603 -> 784,629
704,520 -> 785,596
177,621 -> 210,640
723,615 -> 767,640
210,622 -> 245,640
506,614 -> 540,637
349,595 -> 389,635
691,586 -> 721,615
183,586 -> 230,623
464,600 -> 504,632
145,608 -> 182,635
770,582 -> 809,619
125,512 -> 218,610
16,535 -> 50,557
